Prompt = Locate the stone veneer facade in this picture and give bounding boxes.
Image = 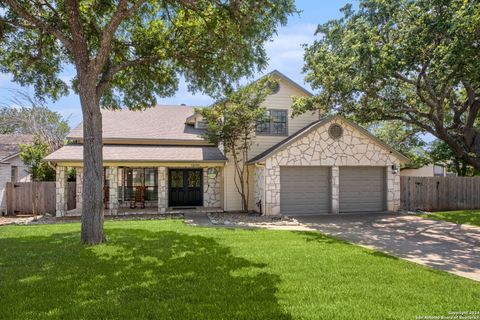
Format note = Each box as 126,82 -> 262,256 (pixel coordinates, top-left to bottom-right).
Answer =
203,167 -> 222,208
107,167 -> 118,215
55,166 -> 67,217
157,167 -> 168,213
257,118 -> 402,215
75,167 -> 83,209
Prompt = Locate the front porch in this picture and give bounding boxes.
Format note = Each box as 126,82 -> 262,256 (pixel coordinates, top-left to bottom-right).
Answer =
64,206 -> 223,217
55,165 -> 223,217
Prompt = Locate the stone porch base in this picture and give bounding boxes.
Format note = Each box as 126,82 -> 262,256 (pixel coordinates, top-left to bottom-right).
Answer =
64,207 -> 223,217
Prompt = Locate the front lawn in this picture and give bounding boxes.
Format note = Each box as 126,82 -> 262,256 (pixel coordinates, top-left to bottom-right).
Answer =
1,220 -> 479,319
420,210 -> 480,227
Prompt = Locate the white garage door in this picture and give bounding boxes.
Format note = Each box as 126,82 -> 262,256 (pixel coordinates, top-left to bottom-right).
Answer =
339,167 -> 386,213
280,166 -> 330,215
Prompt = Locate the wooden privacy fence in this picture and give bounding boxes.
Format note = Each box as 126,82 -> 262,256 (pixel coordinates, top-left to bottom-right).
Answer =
6,182 -> 76,215
400,176 -> 480,212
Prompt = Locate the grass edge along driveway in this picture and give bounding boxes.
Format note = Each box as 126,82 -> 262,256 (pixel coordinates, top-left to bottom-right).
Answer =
0,220 -> 479,320
420,210 -> 480,227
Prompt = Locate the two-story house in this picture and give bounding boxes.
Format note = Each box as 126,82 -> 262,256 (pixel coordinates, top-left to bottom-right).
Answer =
45,70 -> 408,217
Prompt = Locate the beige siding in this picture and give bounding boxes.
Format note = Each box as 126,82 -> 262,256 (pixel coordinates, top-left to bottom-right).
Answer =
249,75 -> 319,158
224,76 -> 317,211
223,156 -> 242,211
401,164 -> 446,177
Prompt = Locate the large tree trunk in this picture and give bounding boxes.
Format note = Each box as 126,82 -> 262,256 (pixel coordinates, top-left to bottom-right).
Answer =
79,82 -> 105,245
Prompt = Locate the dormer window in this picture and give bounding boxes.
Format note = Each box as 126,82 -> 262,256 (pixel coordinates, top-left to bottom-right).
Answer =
196,120 -> 208,129
256,109 -> 288,136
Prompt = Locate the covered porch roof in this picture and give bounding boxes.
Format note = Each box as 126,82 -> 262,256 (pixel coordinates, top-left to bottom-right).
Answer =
45,144 -> 227,164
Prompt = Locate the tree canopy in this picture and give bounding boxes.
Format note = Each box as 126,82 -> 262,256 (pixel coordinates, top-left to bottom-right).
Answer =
0,0 -> 297,244
370,121 -> 429,169
0,91 -> 69,150
200,77 -> 276,211
20,138 -> 56,181
0,0 -> 296,107
293,0 -> 480,170
430,140 -> 480,176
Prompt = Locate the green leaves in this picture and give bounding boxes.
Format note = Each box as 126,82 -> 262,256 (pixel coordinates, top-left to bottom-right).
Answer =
297,0 -> 480,169
200,76 -> 276,153
1,0 -> 297,107
370,121 -> 429,169
20,138 -> 55,181
200,76 -> 276,211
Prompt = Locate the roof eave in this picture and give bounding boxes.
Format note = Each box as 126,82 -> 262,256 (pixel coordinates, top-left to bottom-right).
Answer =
45,159 -> 227,163
247,114 -> 410,164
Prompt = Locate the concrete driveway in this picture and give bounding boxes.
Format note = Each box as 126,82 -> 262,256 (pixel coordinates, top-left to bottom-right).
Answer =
295,213 -> 480,281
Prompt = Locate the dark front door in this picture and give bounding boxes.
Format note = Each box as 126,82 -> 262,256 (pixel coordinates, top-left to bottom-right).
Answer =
169,169 -> 203,207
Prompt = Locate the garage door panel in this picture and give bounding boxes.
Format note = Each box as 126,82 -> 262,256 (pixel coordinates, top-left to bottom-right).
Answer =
281,185 -> 330,192
339,167 -> 386,213
280,167 -> 330,215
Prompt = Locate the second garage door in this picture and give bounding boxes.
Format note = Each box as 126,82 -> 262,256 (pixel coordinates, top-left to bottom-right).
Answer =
280,166 -> 330,215
339,167 -> 386,213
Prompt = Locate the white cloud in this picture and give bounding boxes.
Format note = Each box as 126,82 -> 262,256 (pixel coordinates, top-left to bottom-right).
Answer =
264,23 -> 317,88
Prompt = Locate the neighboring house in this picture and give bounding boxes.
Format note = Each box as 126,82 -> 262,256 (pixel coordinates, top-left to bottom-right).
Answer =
45,70 -> 408,217
0,134 -> 33,215
401,164 -> 449,177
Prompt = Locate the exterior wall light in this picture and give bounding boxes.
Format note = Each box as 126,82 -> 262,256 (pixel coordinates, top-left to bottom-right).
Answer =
391,164 -> 399,174
207,168 -> 218,179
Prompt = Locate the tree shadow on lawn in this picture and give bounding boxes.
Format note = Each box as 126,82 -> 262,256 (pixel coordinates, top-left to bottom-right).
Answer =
0,228 -> 292,320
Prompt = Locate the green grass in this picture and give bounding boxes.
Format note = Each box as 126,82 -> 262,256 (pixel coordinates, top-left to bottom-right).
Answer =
420,210 -> 480,227
0,220 -> 479,319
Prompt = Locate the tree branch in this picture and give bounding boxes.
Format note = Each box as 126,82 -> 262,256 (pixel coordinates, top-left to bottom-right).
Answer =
64,0 -> 90,71
0,18 -> 35,29
95,56 -> 158,97
94,0 -> 147,74
4,0 -> 73,52
415,64 -> 438,112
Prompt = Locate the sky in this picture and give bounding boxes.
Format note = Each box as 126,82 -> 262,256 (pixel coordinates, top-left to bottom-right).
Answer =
0,0 -> 353,128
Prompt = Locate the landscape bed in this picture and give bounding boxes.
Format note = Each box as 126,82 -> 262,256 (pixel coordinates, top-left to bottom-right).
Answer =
0,220 -> 479,319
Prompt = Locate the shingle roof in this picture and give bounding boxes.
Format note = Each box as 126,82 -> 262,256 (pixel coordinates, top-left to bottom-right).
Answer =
68,105 -> 207,142
247,115 -> 410,164
0,134 -> 33,161
44,144 -> 227,162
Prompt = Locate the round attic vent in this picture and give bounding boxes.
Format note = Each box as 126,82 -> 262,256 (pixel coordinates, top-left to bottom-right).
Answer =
328,124 -> 343,139
269,81 -> 280,94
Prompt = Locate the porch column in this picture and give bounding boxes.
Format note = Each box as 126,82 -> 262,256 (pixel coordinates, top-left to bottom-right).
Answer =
331,166 -> 339,214
55,166 -> 67,217
107,167 -> 118,215
157,167 -> 167,213
203,167 -> 222,208
75,167 -> 83,209
264,158 -> 281,215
